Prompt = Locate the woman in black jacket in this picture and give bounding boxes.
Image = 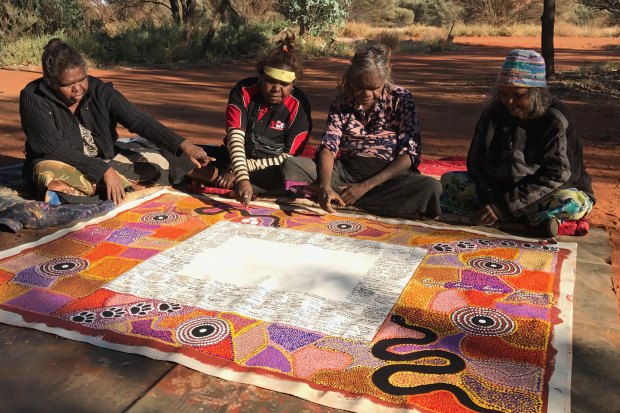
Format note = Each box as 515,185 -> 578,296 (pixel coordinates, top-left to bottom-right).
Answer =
20,38 -> 214,205
440,49 -> 595,237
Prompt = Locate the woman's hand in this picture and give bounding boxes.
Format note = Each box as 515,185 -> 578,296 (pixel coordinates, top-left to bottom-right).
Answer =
340,182 -> 372,206
179,140 -> 216,169
103,167 -> 126,205
235,179 -> 253,206
215,169 -> 235,189
319,186 -> 345,213
477,204 -> 498,226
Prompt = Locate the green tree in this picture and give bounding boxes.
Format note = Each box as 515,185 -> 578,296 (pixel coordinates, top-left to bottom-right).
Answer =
0,0 -> 39,42
576,0 -> 620,21
277,0 -> 350,36
202,0 -> 240,54
393,7 -> 414,24
6,0 -> 86,34
402,0 -> 461,26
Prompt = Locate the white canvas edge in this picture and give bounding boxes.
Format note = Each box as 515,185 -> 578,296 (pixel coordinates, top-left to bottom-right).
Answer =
0,308 -> 421,413
546,241 -> 577,413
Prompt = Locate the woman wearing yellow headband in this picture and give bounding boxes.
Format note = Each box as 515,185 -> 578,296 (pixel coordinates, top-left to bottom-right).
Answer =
201,30 -> 312,206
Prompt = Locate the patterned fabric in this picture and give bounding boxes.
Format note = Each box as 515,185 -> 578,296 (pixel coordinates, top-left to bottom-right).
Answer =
497,49 -> 547,88
33,159 -> 125,196
78,123 -> 99,157
0,198 -> 114,232
441,171 -> 593,225
32,139 -> 173,196
0,191 -> 576,413
321,85 -> 422,169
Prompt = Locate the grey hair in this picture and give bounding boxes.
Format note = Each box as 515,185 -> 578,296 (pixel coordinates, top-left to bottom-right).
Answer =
337,42 -> 392,101
488,85 -> 553,119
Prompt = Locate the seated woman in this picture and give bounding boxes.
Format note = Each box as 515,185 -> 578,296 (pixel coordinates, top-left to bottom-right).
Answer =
20,38 -> 214,206
202,31 -> 312,206
281,43 -> 442,218
440,49 -> 595,237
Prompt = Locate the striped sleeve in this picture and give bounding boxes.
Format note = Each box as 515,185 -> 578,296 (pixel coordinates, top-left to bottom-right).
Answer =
225,128 -> 250,182
246,153 -> 292,171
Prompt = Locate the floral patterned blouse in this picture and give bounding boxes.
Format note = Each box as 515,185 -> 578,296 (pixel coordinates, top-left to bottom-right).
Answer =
320,85 -> 422,169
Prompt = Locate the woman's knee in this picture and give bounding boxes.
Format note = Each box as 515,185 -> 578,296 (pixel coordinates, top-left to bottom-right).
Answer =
281,156 -> 316,181
413,175 -> 442,198
33,160 -> 94,194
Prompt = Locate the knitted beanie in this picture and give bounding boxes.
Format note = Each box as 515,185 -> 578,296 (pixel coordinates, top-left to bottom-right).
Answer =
497,49 -> 547,88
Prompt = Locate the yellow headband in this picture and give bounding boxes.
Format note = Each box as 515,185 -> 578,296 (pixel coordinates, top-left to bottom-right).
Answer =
263,66 -> 296,83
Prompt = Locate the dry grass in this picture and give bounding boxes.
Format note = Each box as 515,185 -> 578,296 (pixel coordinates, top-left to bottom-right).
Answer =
341,21 -> 619,40
453,22 -> 619,37
340,22 -> 374,39
367,30 -> 402,51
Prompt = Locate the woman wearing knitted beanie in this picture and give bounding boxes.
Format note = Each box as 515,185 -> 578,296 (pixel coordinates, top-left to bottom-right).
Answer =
199,30 -> 312,206
440,49 -> 595,238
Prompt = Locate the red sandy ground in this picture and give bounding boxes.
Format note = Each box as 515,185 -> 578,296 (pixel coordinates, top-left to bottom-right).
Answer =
0,36 -> 619,312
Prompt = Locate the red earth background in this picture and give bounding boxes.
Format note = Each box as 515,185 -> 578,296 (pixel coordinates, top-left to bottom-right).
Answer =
0,36 -> 618,312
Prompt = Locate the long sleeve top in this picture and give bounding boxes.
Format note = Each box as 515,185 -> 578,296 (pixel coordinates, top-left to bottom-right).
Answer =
320,85 -> 422,170
224,77 -> 312,182
467,97 -> 595,220
20,76 -> 186,183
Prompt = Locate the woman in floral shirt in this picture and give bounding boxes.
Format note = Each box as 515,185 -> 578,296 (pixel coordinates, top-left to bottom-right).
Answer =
282,43 -> 441,218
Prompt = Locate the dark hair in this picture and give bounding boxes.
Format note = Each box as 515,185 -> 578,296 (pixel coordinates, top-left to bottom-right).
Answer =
337,42 -> 392,101
255,29 -> 304,80
41,38 -> 87,88
488,84 -> 553,119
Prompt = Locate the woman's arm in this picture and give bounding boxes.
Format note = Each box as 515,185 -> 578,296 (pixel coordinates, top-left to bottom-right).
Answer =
394,89 -> 422,169
316,147 -> 344,213
103,83 -> 186,155
499,111 -> 572,218
466,111 -> 494,205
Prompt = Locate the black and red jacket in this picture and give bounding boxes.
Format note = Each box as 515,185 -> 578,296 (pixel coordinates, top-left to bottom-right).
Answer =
225,77 -> 312,155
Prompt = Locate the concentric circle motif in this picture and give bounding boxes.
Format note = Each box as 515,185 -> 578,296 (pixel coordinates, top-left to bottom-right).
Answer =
35,257 -> 89,277
175,317 -> 230,347
326,220 -> 364,234
451,307 -> 515,336
140,211 -> 182,225
467,256 -> 522,276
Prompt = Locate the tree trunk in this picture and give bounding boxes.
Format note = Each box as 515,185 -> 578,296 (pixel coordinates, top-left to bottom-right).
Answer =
169,0 -> 181,24
541,0 -> 555,79
202,0 -> 228,56
182,0 -> 197,23
298,17 -> 306,36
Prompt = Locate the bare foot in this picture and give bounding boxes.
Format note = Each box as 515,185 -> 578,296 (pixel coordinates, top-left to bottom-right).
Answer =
47,180 -> 86,196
